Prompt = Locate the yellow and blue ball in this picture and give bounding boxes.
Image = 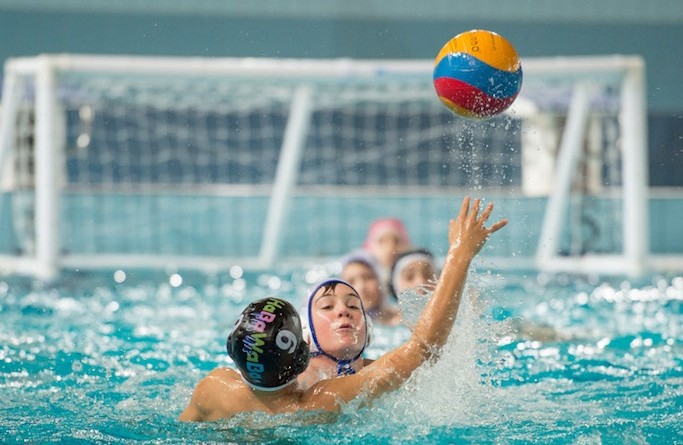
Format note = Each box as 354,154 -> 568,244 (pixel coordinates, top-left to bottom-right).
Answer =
433,29 -> 523,119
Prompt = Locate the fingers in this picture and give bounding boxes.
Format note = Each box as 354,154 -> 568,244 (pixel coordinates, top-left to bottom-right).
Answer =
488,219 -> 508,234
458,197 -> 507,233
468,198 -> 482,224
461,197 -> 491,225
457,196 -> 470,221
479,202 -> 494,224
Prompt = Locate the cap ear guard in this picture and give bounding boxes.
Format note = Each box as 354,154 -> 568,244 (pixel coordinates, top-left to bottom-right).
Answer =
299,307 -> 318,354
291,332 -> 310,376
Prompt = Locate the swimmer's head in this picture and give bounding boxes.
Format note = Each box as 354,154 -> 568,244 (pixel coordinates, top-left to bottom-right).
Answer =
390,248 -> 437,298
300,279 -> 372,375
227,297 -> 309,391
340,250 -> 384,311
363,218 -> 411,267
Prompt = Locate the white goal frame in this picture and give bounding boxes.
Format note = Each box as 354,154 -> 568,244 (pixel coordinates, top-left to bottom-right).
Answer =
0,54 -> 659,279
530,57 -> 649,277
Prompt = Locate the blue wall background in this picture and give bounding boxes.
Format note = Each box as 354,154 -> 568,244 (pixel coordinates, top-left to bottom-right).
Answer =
1,0 -> 682,185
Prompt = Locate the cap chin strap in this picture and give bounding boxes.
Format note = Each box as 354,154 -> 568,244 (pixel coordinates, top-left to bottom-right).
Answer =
309,349 -> 361,375
307,278 -> 368,376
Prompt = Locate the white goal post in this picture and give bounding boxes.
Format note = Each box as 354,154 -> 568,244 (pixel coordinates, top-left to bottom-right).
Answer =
0,54 -> 661,279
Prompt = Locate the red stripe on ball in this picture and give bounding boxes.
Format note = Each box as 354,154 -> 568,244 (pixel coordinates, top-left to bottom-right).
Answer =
434,77 -> 517,117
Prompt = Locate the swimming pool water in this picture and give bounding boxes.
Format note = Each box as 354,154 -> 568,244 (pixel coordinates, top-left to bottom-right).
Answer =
1,267 -> 682,444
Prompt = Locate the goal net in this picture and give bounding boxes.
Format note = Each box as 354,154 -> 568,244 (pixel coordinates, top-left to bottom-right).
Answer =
0,54 -> 653,279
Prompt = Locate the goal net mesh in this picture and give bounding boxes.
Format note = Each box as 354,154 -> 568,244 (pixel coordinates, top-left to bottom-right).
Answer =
0,56 -> 639,276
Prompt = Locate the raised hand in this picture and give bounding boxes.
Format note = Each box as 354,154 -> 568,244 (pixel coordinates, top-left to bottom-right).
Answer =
448,197 -> 508,260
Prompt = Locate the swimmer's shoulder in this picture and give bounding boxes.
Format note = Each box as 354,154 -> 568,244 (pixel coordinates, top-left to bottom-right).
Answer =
206,366 -> 240,379
185,367 -> 250,421
200,367 -> 246,394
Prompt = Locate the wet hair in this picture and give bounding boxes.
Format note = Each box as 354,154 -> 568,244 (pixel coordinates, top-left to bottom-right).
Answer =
226,297 -> 309,391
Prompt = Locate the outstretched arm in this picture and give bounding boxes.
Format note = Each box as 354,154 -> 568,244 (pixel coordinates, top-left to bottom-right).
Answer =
409,196 -> 507,351
303,197 -> 507,409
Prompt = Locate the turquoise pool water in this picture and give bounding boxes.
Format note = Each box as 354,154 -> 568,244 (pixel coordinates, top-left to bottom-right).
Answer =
1,267 -> 682,444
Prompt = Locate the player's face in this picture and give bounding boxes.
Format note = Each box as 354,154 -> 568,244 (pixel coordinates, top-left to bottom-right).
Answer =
341,262 -> 382,311
310,283 -> 366,360
370,229 -> 408,267
397,261 -> 437,295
